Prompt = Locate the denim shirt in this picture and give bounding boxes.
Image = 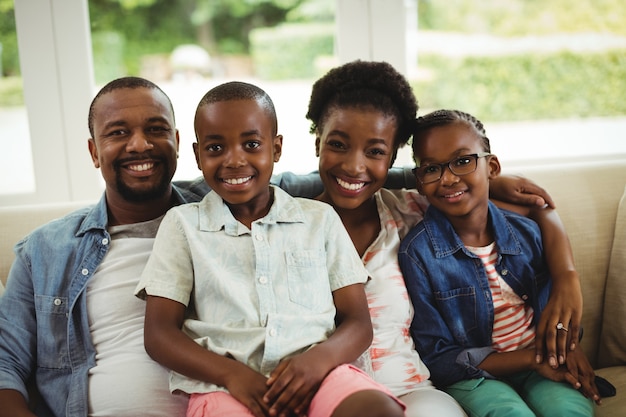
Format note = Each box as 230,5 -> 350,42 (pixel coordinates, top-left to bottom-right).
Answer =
0,184 -> 202,417
398,201 -> 551,388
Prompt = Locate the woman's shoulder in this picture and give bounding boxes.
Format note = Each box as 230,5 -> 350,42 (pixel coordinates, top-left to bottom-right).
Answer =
377,189 -> 429,236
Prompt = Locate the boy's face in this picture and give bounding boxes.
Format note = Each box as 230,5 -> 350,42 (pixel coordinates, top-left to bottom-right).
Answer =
315,107 -> 397,211
193,99 -> 282,211
413,123 -> 499,220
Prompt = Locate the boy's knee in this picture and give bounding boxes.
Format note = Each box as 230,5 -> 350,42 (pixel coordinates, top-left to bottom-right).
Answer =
331,390 -> 404,417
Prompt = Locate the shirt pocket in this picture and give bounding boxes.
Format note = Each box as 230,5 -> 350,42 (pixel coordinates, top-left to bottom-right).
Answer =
35,295 -> 70,369
435,286 -> 477,344
285,250 -> 332,310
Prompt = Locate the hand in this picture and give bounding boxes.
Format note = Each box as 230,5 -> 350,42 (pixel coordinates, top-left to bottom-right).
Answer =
224,365 -> 272,417
533,349 -> 600,405
565,349 -> 601,405
534,272 -> 583,367
490,175 -> 556,209
263,351 -> 330,417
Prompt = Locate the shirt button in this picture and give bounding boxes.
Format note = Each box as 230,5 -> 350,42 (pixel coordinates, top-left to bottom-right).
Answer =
501,269 -> 508,276
102,238 -> 109,245
53,298 -> 62,306
259,276 -> 268,284
255,234 -> 263,241
522,294 -> 529,300
81,268 -> 89,276
269,328 -> 277,337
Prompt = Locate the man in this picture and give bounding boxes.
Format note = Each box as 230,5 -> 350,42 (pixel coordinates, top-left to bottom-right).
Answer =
0,77 -> 200,417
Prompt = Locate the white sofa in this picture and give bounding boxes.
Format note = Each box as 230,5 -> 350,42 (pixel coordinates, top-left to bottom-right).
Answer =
1,156 -> 625,415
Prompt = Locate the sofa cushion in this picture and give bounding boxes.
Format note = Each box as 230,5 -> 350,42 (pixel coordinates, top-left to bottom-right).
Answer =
0,201 -> 92,288
598,186 -> 626,368
595,366 -> 626,417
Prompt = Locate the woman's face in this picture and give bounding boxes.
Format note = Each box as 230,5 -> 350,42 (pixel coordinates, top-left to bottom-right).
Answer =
316,107 -> 397,211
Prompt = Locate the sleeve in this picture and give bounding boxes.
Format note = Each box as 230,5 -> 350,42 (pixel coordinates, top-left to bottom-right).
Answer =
322,208 -> 369,291
398,237 -> 495,388
384,166 -> 417,190
271,171 -> 323,198
0,243 -> 37,399
134,209 -> 194,306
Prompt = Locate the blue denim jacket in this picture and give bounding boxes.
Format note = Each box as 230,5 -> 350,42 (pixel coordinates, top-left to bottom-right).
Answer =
0,184 -> 205,417
398,201 -> 551,388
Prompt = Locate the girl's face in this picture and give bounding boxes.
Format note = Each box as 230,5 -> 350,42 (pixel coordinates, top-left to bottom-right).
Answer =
413,123 -> 499,220
316,107 -> 397,211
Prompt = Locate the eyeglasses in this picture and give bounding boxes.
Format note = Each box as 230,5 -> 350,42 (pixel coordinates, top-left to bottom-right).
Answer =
413,152 -> 491,184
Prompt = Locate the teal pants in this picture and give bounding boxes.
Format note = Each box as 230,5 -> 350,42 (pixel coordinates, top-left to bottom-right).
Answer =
445,371 -> 594,417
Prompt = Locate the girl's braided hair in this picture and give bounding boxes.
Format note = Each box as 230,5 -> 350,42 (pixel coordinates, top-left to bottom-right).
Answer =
412,109 -> 491,155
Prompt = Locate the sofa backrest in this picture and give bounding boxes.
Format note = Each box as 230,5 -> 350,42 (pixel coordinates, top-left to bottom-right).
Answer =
598,185 -> 626,368
505,155 -> 626,367
0,201 -> 92,289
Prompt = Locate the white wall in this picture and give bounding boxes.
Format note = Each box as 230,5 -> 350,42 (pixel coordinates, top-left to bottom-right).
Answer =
3,0 -> 100,206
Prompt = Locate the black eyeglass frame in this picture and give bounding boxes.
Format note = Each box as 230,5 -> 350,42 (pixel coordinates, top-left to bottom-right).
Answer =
413,152 -> 492,184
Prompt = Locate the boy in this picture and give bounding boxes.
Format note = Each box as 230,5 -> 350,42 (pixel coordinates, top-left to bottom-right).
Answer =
135,81 -> 404,417
398,109 -> 600,416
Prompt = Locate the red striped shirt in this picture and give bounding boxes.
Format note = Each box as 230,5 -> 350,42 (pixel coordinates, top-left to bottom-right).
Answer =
467,243 -> 535,352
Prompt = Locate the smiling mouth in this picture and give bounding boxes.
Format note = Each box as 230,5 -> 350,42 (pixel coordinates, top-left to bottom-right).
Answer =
443,190 -> 464,199
127,162 -> 155,172
336,177 -> 366,191
223,176 -> 252,185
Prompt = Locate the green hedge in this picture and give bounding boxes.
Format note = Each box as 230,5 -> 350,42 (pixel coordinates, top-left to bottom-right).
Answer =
413,50 -> 626,121
250,23 -> 334,80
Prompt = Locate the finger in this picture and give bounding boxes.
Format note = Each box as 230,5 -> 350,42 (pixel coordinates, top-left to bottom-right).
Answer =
543,319 -> 559,368
293,390 -> 315,416
267,361 -> 289,386
579,374 -> 601,405
521,183 -> 555,208
534,315 -> 549,363
568,314 -> 583,352
275,382 -> 309,417
247,397 -> 271,417
565,356 -> 579,381
556,319 -> 570,365
562,371 -> 581,390
264,371 -> 292,407
271,379 -> 303,417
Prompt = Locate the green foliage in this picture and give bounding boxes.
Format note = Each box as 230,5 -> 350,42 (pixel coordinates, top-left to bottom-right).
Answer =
417,0 -> 626,36
413,50 -> 626,121
0,6 -> 17,76
89,0 -> 196,80
250,23 -> 334,79
0,76 -> 24,106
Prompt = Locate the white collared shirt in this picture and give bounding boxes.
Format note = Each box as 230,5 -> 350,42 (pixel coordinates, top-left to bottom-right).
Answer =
136,186 -> 368,395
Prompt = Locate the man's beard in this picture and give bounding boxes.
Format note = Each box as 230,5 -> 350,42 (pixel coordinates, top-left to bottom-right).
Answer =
115,161 -> 172,202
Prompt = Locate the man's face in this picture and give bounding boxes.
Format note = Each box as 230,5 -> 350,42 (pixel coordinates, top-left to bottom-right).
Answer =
88,87 -> 179,203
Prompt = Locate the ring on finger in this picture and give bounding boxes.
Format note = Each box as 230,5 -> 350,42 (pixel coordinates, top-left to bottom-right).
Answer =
556,322 -> 568,332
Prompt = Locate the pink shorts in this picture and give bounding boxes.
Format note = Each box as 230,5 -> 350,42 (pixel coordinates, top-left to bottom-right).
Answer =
187,364 -> 404,417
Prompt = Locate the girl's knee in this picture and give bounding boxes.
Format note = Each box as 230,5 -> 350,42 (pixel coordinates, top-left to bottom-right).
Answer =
331,390 -> 404,417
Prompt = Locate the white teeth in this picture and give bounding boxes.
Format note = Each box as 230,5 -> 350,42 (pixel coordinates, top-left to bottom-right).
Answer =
224,176 -> 252,185
445,191 -> 464,198
128,163 -> 154,172
336,177 -> 365,191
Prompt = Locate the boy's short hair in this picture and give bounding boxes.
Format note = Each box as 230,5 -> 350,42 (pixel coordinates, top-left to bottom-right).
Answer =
196,81 -> 278,136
